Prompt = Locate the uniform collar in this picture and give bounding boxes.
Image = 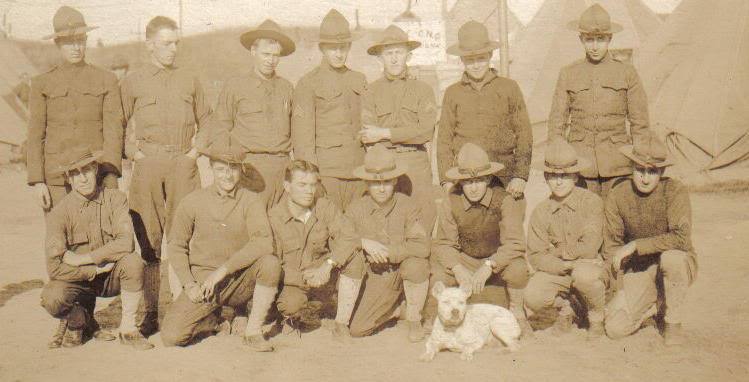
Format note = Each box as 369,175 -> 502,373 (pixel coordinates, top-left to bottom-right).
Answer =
145,61 -> 177,76
461,186 -> 494,211
384,68 -> 411,82
249,69 -> 277,87
365,192 -> 399,216
212,183 -> 238,199
320,60 -> 349,75
461,68 -> 498,91
550,186 -> 584,213
273,195 -> 319,224
584,52 -> 614,66
73,186 -> 104,206
58,60 -> 88,72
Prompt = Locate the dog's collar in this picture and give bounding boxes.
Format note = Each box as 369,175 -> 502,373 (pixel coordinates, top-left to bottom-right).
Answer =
440,320 -> 461,332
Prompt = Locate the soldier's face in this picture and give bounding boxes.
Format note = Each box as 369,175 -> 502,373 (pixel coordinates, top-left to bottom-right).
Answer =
580,33 -> 611,62
320,42 -> 351,69
378,45 -> 411,77
368,179 -> 397,205
460,176 -> 490,203
284,170 -> 319,209
251,39 -> 282,77
56,35 -> 87,64
211,160 -> 242,193
545,172 -> 578,199
147,28 -> 180,68
632,165 -> 662,194
69,162 -> 98,198
461,52 -> 492,81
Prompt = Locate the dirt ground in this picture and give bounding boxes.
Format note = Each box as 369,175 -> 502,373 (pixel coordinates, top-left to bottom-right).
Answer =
0,165 -> 748,382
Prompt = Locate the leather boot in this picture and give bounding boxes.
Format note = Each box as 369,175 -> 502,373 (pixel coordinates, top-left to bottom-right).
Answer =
119,331 -> 155,350
331,322 -> 352,343
664,323 -> 686,346
243,334 -> 274,352
407,320 -> 426,343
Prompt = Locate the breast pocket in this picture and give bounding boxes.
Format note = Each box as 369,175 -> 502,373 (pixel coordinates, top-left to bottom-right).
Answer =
76,85 -> 107,122
567,79 -> 591,112
45,86 -> 71,125
600,79 -> 628,116
66,230 -> 90,252
400,96 -> 420,119
181,93 -> 196,126
134,95 -> 157,112
308,225 -> 330,259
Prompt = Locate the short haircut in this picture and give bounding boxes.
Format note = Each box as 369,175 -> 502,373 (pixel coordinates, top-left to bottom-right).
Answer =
252,38 -> 281,51
284,160 -> 319,182
146,16 -> 178,39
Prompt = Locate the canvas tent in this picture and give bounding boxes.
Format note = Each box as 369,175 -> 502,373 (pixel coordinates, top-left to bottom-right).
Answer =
510,0 -> 662,134
0,37 -> 35,162
636,0 -> 749,183
444,0 -> 522,52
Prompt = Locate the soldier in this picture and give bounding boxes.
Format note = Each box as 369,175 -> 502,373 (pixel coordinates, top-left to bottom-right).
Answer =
359,25 -> 438,230
40,148 -> 153,350
27,6 -> 123,212
207,19 -> 295,208
346,144 -> 431,342
110,54 -> 130,82
427,143 -> 532,337
548,4 -> 650,199
603,136 -> 696,346
160,133 -> 281,351
120,15 -> 212,336
269,160 -> 365,340
292,9 -> 367,212
437,21 -> 532,200
524,139 -> 608,338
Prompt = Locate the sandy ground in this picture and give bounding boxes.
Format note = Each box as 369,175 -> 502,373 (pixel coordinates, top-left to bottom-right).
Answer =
1,165 -> 748,382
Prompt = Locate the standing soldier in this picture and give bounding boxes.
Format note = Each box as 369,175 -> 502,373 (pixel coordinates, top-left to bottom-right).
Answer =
603,136 -> 696,346
208,19 -> 295,208
427,143 -> 532,337
292,9 -> 367,212
437,21 -> 532,200
27,6 -> 123,212
359,25 -> 438,229
120,16 -> 211,335
346,144 -> 431,342
548,4 -> 650,199
524,139 -> 608,338
110,54 -> 130,82
40,148 -> 152,350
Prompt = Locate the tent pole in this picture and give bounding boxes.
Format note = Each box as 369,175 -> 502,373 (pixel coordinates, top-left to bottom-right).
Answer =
498,0 -> 510,77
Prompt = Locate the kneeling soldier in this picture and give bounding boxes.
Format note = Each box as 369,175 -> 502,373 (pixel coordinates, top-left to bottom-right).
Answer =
603,136 -> 696,346
524,139 -> 608,338
270,160 -> 365,340
160,134 -> 281,351
40,149 -> 152,350
427,143 -> 532,337
347,144 -> 431,342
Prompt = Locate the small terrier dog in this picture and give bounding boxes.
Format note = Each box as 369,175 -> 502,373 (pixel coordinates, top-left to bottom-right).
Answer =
420,282 -> 521,361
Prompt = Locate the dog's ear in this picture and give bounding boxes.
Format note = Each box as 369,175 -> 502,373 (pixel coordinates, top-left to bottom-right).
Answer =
459,283 -> 472,299
432,281 -> 445,298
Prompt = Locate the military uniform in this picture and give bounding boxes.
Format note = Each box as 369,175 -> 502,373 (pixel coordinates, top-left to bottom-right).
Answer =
269,195 -> 365,318
27,62 -> 123,206
438,21 -> 532,186
292,64 -> 367,211
548,5 -> 650,199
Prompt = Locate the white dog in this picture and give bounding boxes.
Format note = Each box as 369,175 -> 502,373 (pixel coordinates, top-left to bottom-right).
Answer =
420,282 -> 521,361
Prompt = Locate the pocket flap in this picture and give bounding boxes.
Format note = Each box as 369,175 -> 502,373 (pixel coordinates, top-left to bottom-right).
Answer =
135,95 -> 157,109
45,86 -> 68,98
567,78 -> 590,92
315,87 -> 342,101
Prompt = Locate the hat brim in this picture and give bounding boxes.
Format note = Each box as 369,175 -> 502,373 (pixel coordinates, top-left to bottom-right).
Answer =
60,150 -> 103,175
353,163 -> 408,181
43,25 -> 98,40
543,156 -> 591,174
240,29 -> 296,56
445,162 -> 504,181
618,145 -> 674,168
446,41 -> 501,56
566,20 -> 623,34
367,40 -> 421,56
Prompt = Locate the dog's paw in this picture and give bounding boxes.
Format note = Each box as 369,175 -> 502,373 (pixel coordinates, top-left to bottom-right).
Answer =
459,352 -> 474,361
419,352 -> 435,362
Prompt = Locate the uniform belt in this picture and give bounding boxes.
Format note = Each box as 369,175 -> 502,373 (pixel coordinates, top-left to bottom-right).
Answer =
138,141 -> 188,156
245,151 -> 290,158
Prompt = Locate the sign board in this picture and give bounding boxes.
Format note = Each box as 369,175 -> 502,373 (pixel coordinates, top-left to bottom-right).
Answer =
394,20 -> 446,66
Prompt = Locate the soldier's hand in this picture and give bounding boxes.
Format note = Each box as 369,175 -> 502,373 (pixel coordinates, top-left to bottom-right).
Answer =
201,266 -> 228,301
303,262 -> 334,288
95,262 -> 115,275
33,183 -> 52,210
451,264 -> 473,291
184,282 -> 203,303
471,263 -> 493,295
185,147 -> 198,160
613,242 -> 637,271
358,127 -> 391,144
362,239 -> 389,263
133,151 -> 146,161
441,182 -> 454,193
506,178 -> 527,199
63,251 -> 94,266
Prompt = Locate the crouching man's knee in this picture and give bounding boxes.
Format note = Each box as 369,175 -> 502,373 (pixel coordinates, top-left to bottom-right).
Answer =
117,251 -> 145,292
340,252 -> 366,280
500,258 -> 530,289
160,323 -> 192,347
276,286 -> 308,317
40,281 -> 74,318
604,292 -> 639,340
399,257 -> 430,283
253,255 -> 282,287
523,273 -> 561,314
659,250 -> 691,284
